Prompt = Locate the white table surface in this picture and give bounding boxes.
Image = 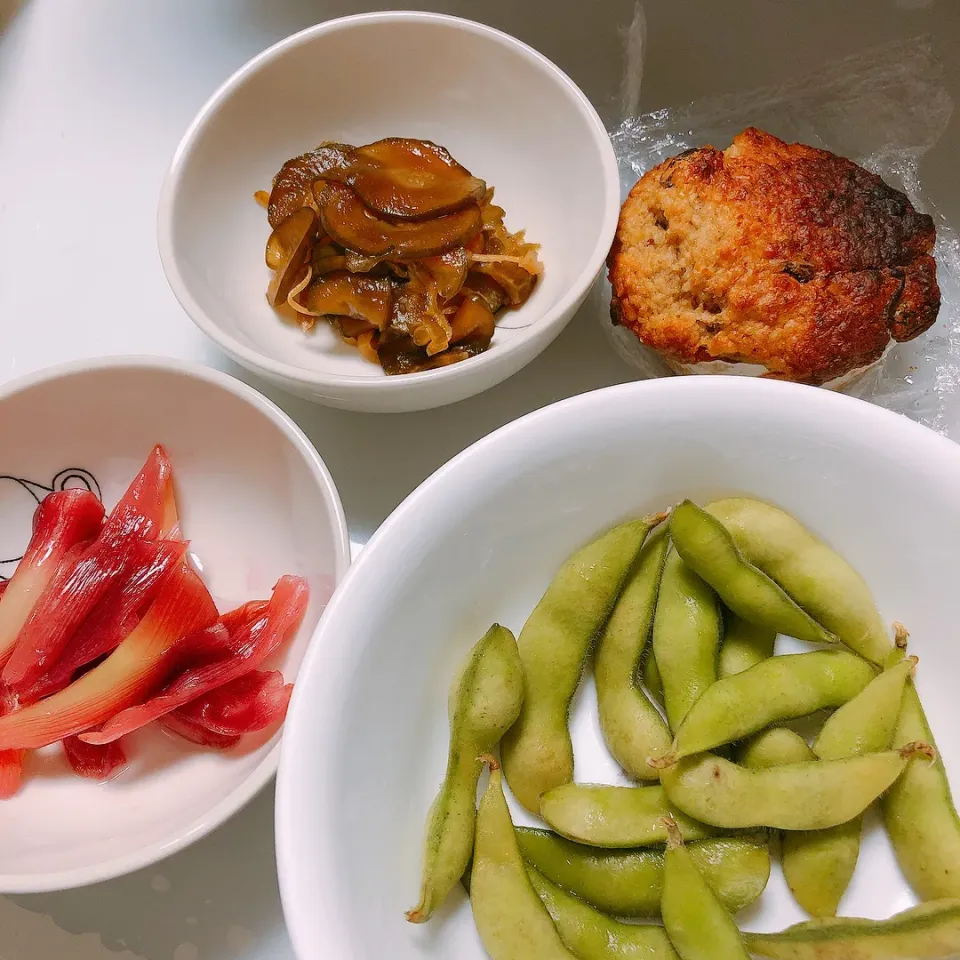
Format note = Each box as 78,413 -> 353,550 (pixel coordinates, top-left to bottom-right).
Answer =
1,1 -> 958,957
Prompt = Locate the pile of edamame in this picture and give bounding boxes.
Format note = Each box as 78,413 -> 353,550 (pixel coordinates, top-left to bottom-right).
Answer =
407,497 -> 960,959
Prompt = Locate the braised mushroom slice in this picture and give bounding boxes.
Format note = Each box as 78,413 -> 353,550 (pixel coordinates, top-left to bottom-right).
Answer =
266,207 -> 319,307
449,295 -> 496,345
267,142 -> 352,228
389,282 -> 452,356
317,182 -> 481,260
421,248 -> 470,301
460,274 -> 506,314
318,138 -> 486,221
290,270 -> 394,330
471,260 -> 537,306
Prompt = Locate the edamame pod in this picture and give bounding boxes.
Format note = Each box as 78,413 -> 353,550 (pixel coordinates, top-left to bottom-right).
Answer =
661,818 -> 751,960
707,498 -> 891,665
643,651 -> 664,708
739,728 -> 861,920
737,727 -> 812,771
660,744 -> 933,830
528,867 -> 680,960
660,651 -> 875,763
515,827 -> 770,917
668,501 -> 835,645
502,517 -> 661,812
407,624 -> 523,923
718,613 -> 776,678
540,783 -> 716,848
813,656 -> 915,761
652,548 -> 722,730
470,761 -> 578,959
882,636 -> 960,900
595,531 -> 672,779
745,899 -> 960,959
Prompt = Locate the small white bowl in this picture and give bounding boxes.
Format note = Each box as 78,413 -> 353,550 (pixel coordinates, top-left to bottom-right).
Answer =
157,12 -> 619,413
276,377 -> 960,959
0,357 -> 349,893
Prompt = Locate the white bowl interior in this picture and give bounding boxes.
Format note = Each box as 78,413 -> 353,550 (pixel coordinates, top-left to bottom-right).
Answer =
165,14 -> 614,382
278,377 -> 960,959
0,360 -> 347,891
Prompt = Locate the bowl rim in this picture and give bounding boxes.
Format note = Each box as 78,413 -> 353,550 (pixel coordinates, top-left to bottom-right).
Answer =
0,354 -> 351,893
156,10 -> 621,394
274,375 -> 960,960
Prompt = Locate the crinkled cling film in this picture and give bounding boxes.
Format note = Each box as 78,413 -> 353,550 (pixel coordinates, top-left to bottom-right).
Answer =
259,137 -> 542,375
604,37 -> 960,436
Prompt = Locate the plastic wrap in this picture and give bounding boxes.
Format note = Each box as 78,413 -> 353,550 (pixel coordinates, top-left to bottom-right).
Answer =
604,36 -> 959,434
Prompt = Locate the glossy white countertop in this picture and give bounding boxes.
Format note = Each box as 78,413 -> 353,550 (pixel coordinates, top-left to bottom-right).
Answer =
1,1 -> 958,957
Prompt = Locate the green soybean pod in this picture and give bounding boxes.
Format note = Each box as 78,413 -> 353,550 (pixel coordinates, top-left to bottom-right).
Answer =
407,624 -> 523,922
668,501 -> 835,646
660,744 -> 932,831
502,517 -> 661,812
739,728 -> 861,920
745,899 -> 960,959
643,650 -> 665,708
882,636 -> 960,900
813,656 -> 915,762
515,827 -> 769,917
540,783 -> 716,848
528,867 -> 680,960
718,613 -> 776,678
661,818 -> 751,960
595,530 -> 672,779
707,498 -> 891,665
652,547 -> 722,730
663,651 -> 875,763
470,762 -> 578,960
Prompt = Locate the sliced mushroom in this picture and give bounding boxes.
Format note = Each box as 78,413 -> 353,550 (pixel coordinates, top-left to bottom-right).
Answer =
266,207 -> 319,307
389,281 -> 452,356
420,247 -> 470,300
289,270 -> 393,330
471,260 -> 537,306
317,182 -> 481,260
332,315 -> 377,339
267,142 -> 353,228
449,295 -> 496,344
460,274 -> 506,314
318,138 -> 486,220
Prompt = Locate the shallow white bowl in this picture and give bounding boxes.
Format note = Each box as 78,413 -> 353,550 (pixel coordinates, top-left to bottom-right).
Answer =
157,12 -> 619,413
0,357 -> 349,893
277,376 -> 960,959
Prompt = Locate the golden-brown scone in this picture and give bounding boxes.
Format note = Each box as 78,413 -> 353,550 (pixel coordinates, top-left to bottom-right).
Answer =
608,128 -> 940,385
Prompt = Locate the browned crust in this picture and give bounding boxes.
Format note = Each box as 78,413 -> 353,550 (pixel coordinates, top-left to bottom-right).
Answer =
608,128 -> 940,384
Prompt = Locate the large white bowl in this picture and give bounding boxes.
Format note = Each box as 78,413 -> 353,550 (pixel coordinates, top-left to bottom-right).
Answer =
157,12 -> 619,413
0,357 -> 349,892
277,376 -> 960,959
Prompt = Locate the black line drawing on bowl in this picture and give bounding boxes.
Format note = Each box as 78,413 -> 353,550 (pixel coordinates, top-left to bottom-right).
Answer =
0,468 -> 101,579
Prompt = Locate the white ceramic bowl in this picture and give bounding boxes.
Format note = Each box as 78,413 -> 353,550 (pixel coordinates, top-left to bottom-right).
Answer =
0,357 -> 349,893
157,12 -> 619,413
277,376 -> 960,959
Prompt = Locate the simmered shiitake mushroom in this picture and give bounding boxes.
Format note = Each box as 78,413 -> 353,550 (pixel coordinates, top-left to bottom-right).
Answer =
267,143 -> 352,229
259,136 -> 541,373
317,138 -> 486,221
316,182 -> 482,260
289,271 -> 394,331
266,207 -> 319,307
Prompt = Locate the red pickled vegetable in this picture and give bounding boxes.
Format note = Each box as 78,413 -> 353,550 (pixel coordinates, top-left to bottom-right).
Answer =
63,736 -> 127,780
0,562 -> 217,750
104,445 -> 180,540
0,749 -> 23,799
0,490 -> 104,671
81,576 -> 307,745
2,502 -> 158,691
19,538 -> 190,705
0,582 -> 7,599
160,711 -> 240,749
177,670 -> 293,737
